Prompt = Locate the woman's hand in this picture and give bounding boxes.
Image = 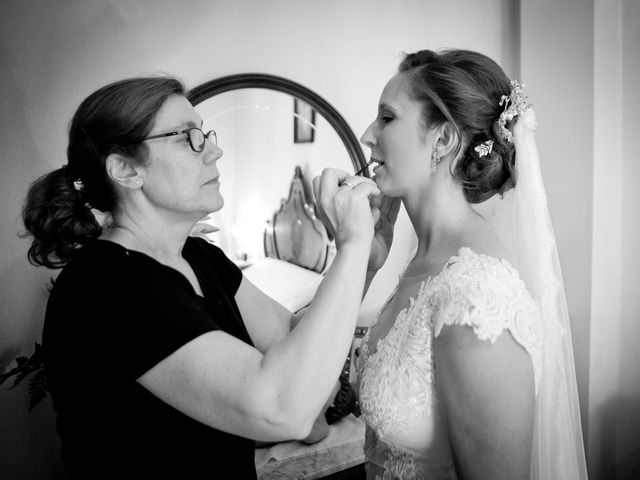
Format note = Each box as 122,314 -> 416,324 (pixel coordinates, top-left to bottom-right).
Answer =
313,168 -> 380,250
367,194 -> 401,272
190,221 -> 219,241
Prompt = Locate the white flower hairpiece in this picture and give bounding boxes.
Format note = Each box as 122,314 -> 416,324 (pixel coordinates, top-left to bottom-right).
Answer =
496,80 -> 531,143
474,140 -> 494,157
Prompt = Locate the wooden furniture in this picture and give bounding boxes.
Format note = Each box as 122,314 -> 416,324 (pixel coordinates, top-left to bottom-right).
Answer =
256,415 -> 365,480
264,166 -> 332,273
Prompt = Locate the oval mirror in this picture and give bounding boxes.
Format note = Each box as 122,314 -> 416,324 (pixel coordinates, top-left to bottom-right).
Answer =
187,74 -> 367,268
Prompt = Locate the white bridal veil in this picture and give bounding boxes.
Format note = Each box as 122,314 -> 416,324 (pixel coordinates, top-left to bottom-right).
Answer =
480,100 -> 589,478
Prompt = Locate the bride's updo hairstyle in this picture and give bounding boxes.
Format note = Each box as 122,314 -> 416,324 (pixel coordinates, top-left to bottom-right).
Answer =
22,76 -> 185,268
398,49 -> 516,203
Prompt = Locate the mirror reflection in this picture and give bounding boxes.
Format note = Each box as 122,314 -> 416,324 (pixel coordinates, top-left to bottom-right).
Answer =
194,87 -> 359,267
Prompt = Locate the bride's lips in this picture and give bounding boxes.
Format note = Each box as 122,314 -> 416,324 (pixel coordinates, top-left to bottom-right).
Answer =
204,177 -> 220,186
372,159 -> 385,173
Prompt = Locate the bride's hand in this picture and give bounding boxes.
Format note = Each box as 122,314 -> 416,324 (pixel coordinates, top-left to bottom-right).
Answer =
190,221 -> 220,241
368,194 -> 401,272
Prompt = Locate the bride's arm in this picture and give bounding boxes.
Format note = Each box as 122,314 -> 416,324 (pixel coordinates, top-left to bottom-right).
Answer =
434,325 -> 534,480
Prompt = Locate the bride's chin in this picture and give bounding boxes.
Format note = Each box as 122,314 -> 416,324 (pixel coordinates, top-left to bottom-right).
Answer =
373,175 -> 387,190
374,182 -> 392,197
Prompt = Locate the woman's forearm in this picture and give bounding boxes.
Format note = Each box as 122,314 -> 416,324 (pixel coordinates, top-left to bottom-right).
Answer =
257,242 -> 369,431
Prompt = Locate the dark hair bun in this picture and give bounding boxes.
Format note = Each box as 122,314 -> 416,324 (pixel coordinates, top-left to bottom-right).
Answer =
22,167 -> 101,268
454,130 -> 516,203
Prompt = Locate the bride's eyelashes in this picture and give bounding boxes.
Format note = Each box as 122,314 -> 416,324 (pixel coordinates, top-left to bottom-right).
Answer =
379,111 -> 394,124
377,106 -> 395,124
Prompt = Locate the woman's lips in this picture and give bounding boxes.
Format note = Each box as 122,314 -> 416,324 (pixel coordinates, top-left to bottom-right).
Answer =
372,160 -> 384,174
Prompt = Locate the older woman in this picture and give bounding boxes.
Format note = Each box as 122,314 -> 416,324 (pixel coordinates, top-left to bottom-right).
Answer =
22,76 -> 380,478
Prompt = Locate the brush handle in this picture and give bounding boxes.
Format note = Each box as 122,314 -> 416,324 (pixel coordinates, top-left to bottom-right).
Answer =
338,160 -> 375,187
354,160 -> 374,176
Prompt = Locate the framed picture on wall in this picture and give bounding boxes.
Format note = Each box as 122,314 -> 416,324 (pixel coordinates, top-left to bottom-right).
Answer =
293,98 -> 316,143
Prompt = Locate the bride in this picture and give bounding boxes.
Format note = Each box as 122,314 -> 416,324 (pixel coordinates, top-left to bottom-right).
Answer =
326,49 -> 588,479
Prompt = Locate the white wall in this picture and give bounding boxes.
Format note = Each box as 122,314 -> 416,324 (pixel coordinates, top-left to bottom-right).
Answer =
3,0 -> 619,478
617,0 -> 640,477
591,0 -> 624,477
590,0 -> 640,478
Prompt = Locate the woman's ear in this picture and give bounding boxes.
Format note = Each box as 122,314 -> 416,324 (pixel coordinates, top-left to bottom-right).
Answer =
433,122 -> 460,160
105,153 -> 144,189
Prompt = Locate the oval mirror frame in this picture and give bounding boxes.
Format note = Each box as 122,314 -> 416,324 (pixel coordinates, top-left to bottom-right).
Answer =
187,73 -> 368,175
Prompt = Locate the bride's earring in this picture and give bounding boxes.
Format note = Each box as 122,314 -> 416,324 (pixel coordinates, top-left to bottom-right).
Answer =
431,150 -> 441,173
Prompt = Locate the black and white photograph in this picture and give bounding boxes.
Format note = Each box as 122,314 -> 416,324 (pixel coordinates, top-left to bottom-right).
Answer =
0,1 -> 638,479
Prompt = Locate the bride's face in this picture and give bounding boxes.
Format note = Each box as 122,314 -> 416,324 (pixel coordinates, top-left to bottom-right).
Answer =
360,73 -> 433,197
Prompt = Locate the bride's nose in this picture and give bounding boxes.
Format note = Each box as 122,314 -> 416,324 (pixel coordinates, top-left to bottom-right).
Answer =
360,121 -> 376,148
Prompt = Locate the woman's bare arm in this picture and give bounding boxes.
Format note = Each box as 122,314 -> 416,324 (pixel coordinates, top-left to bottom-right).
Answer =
137,242 -> 370,442
234,275 -> 293,353
434,325 -> 535,480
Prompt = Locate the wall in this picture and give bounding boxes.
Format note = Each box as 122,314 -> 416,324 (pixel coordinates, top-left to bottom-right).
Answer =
0,1 -> 515,477
618,0 -> 640,477
591,0 -> 640,478
591,0 -> 623,477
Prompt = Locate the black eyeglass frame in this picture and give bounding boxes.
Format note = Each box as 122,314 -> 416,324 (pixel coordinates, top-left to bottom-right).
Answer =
142,127 -> 217,153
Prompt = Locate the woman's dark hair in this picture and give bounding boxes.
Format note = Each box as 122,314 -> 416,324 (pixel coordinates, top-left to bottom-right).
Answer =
398,49 -> 517,203
22,76 -> 185,268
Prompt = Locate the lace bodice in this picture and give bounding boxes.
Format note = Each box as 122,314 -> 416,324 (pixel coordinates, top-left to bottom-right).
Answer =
357,247 -> 544,479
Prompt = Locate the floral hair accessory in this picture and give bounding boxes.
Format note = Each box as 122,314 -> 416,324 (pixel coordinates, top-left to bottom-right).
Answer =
474,140 -> 494,157
496,80 -> 531,143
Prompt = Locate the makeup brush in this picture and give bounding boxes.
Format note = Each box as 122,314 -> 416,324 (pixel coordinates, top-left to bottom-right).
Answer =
338,159 -> 376,187
353,159 -> 375,176
338,160 -> 374,188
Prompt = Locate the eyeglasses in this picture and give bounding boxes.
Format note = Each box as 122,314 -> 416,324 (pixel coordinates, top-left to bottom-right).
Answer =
143,127 -> 218,153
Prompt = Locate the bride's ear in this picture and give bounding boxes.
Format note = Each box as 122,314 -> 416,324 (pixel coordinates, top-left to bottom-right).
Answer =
433,122 -> 460,161
105,153 -> 144,190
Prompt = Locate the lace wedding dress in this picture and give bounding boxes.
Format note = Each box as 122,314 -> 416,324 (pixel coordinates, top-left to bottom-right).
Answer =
357,247 -> 544,480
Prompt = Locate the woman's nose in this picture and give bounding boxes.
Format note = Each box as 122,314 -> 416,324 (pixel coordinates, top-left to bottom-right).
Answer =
203,143 -> 223,164
360,122 -> 376,148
